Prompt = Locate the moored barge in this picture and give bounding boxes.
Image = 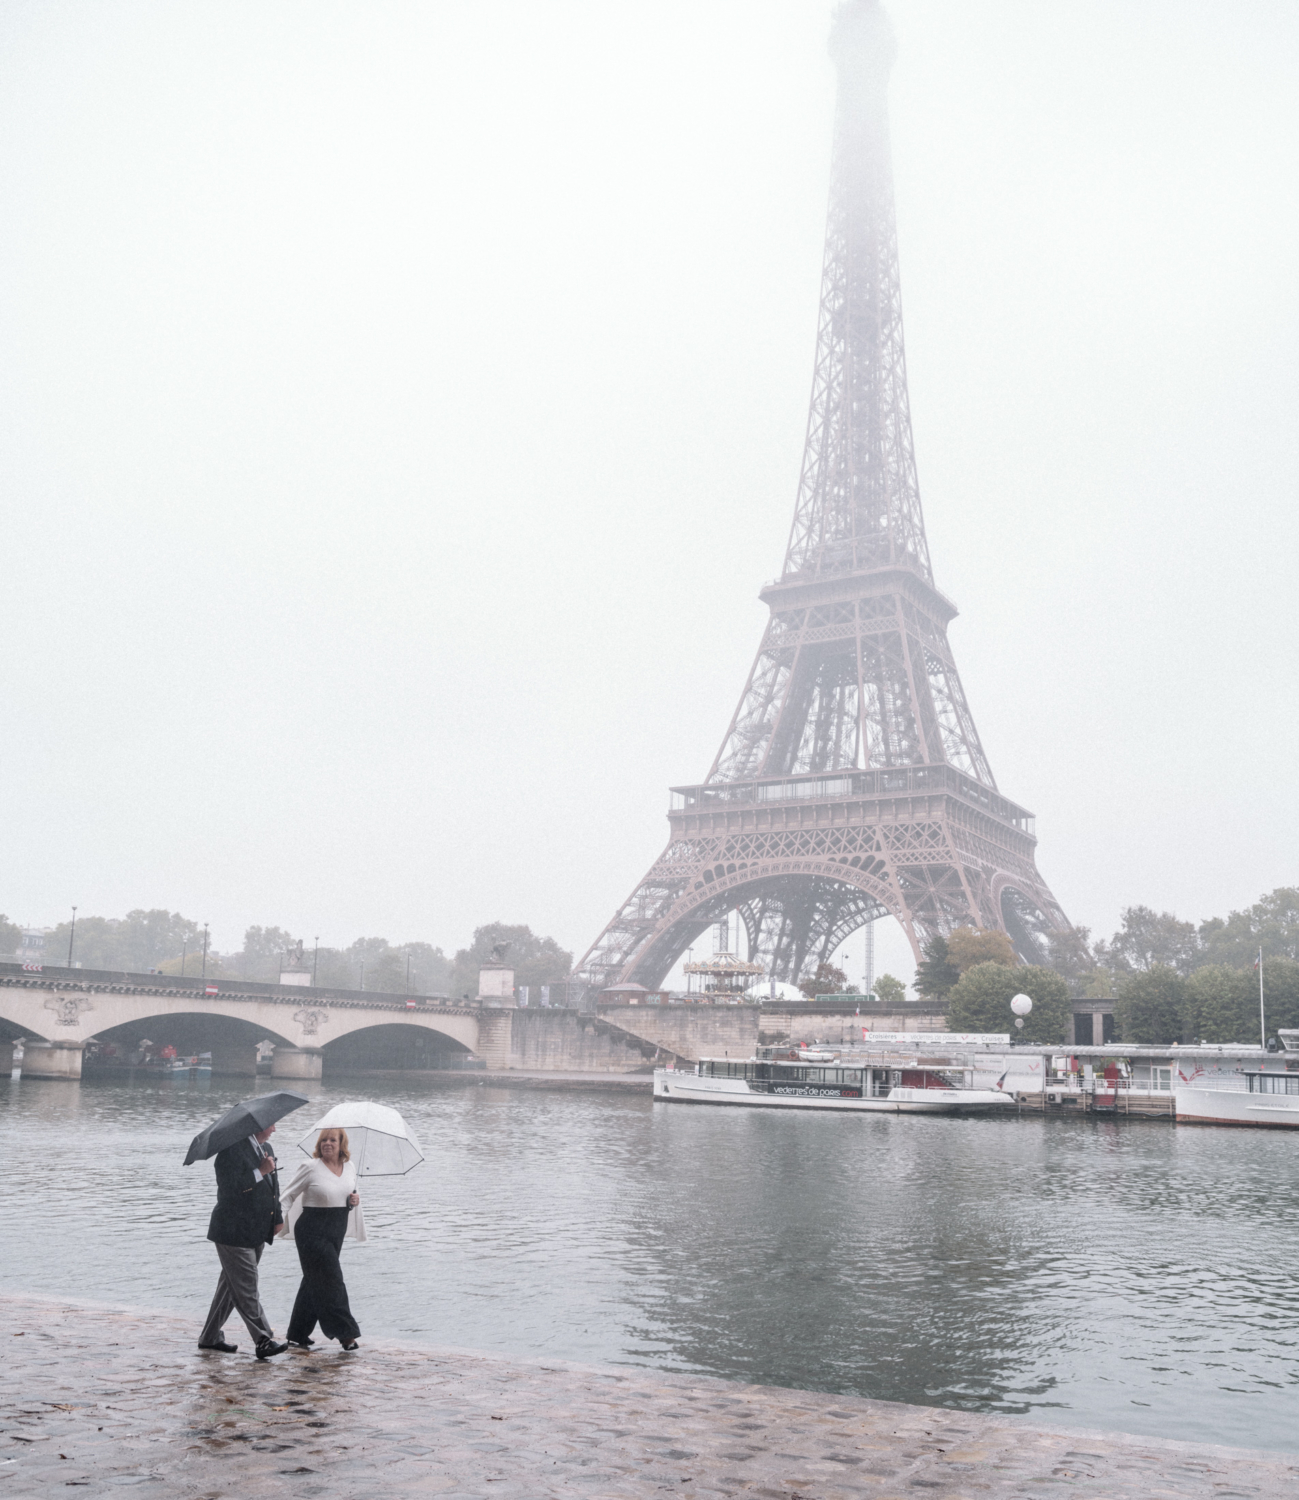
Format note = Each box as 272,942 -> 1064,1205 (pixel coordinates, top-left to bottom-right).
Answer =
653,1054 -> 1015,1113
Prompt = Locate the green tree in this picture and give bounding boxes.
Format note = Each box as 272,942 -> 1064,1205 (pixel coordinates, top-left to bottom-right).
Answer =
0,915 -> 23,958
1081,967 -> 1117,999
1184,965 -> 1256,1043
158,949 -> 223,979
308,945 -> 350,989
1259,957 -> 1299,1036
339,937 -> 452,995
913,935 -> 959,1000
872,973 -> 907,1005
1045,924 -> 1097,992
1198,888 -> 1299,968
797,961 -> 849,999
392,941 -> 452,995
1114,965 -> 1187,1043
1100,906 -> 1199,976
346,937 -> 403,993
946,926 -> 1018,972
43,909 -> 205,972
946,962 -> 1071,1043
450,923 -> 572,1001
223,926 -> 300,983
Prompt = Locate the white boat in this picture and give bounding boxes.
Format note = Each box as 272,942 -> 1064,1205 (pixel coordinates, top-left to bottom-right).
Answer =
1176,1071 -> 1299,1128
654,1057 -> 1016,1114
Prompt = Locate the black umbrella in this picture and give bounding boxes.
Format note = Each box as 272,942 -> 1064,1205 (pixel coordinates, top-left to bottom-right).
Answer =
183,1090 -> 311,1166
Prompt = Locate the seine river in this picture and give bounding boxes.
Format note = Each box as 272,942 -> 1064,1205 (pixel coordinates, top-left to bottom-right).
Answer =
3,1073 -> 1297,1451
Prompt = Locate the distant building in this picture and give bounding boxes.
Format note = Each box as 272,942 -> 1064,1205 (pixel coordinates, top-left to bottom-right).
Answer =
15,929 -> 51,968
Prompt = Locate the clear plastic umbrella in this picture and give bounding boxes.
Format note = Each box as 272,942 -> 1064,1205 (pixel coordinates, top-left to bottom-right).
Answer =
297,1100 -> 423,1177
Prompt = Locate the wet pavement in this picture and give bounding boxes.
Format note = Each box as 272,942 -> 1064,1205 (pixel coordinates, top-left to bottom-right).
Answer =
3,1294 -> 1297,1498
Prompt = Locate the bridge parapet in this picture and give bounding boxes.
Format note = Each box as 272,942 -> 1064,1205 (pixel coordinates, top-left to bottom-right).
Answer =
0,961 -> 465,1013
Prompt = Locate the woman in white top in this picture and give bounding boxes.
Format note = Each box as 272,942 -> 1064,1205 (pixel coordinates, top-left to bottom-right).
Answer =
279,1127 -> 364,1351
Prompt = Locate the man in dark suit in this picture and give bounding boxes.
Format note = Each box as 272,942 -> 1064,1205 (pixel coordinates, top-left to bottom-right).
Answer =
198,1122 -> 289,1359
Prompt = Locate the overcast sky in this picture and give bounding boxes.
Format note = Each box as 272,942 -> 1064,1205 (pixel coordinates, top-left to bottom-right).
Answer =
2,0 -> 1296,982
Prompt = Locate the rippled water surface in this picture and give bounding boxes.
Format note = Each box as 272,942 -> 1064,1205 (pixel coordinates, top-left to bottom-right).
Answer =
3,1073 -> 1297,1450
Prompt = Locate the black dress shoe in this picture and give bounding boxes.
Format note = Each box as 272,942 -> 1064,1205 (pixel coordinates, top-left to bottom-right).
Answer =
198,1340 -> 238,1354
255,1338 -> 289,1360
341,1340 -> 359,1352
286,1338 -> 315,1350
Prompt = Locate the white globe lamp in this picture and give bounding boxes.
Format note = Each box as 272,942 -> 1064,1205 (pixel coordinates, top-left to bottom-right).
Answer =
1010,993 -> 1033,1032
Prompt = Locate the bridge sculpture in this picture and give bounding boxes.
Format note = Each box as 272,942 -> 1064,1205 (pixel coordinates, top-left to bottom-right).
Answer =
573,0 -> 1070,999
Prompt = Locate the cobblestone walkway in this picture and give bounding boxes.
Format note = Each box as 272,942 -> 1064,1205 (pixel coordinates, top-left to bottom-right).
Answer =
2,1295 -> 1295,1498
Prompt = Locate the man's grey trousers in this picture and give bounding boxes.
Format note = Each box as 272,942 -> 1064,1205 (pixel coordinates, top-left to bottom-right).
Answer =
199,1243 -> 274,1348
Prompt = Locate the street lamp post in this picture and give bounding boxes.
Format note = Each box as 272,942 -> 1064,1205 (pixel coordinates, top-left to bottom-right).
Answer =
313,937 -> 319,987
180,940 -> 187,977
201,923 -> 209,980
67,906 -> 77,968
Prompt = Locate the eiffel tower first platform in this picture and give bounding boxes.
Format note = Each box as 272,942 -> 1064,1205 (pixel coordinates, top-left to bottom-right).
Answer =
574,0 -> 1070,997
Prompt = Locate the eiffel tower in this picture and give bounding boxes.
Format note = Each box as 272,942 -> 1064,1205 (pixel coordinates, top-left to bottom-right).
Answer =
574,0 -> 1069,997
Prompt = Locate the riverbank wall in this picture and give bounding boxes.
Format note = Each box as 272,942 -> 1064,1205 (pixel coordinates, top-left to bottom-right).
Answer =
4,1292 -> 1296,1498
320,1000 -> 945,1079
598,999 -> 949,1060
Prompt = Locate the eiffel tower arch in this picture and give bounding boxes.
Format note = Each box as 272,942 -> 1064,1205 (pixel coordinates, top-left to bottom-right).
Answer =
574,0 -> 1070,998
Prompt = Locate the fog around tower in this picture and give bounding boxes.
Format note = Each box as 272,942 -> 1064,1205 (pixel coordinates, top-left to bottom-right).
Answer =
1,1 -> 1295,979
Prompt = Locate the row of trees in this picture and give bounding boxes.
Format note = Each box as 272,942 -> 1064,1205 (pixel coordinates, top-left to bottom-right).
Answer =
949,955 -> 1299,1048
1113,960 -> 1299,1045
2,909 -> 208,976
0,909 -> 572,999
1043,888 -> 1299,995
212,929 -> 456,995
911,889 -> 1298,1006
920,908 -> 1299,1046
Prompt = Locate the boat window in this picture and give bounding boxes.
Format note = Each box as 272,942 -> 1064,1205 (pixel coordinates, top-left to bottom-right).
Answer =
1248,1072 -> 1299,1095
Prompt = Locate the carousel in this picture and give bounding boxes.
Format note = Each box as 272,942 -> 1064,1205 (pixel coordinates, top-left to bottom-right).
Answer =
681,952 -> 765,1003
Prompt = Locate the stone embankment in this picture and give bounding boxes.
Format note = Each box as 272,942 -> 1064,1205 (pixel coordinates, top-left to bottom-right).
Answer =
598,1001 -> 950,1064
3,1294 -> 1297,1498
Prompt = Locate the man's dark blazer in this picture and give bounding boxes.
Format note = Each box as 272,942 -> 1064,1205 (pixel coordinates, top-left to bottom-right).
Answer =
207,1138 -> 284,1248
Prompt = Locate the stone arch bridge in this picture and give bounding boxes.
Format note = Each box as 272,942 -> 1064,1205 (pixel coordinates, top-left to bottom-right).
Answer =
0,967 -> 495,1081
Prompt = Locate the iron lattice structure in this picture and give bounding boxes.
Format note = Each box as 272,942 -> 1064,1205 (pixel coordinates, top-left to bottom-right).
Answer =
574,0 -> 1069,997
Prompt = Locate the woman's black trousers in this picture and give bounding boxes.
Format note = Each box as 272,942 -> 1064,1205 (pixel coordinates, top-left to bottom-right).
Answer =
287,1206 -> 360,1344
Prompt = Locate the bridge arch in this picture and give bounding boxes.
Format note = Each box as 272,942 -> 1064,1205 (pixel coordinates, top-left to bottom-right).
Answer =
86,1010 -> 294,1074
321,1021 -> 475,1075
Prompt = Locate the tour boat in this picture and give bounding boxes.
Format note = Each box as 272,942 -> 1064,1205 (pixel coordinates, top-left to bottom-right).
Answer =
1175,1071 -> 1299,1128
653,1056 -> 1017,1113
165,1052 -> 213,1078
